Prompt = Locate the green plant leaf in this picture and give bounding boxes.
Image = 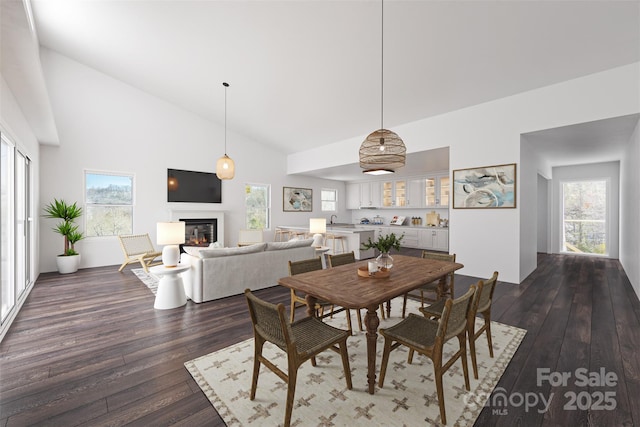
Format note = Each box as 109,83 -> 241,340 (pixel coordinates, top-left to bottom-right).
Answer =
360,232 -> 404,253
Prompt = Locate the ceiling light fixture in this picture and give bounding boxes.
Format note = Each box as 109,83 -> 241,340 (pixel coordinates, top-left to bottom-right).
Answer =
359,0 -> 406,175
216,82 -> 235,180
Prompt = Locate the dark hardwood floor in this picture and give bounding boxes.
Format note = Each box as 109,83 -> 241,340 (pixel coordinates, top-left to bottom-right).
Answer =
1,252 -> 639,426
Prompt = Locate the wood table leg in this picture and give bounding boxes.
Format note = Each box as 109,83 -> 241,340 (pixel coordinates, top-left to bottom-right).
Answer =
364,305 -> 380,394
438,275 -> 450,299
305,295 -> 317,318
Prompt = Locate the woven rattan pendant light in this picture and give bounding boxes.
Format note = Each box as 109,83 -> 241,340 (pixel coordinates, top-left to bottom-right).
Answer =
216,82 -> 235,180
359,0 -> 406,175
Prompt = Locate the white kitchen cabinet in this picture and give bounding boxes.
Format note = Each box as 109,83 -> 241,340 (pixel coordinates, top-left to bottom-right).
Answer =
346,182 -> 360,210
406,178 -> 424,208
360,181 -> 382,208
347,181 -> 383,209
425,175 -> 450,208
382,180 -> 407,207
394,227 -> 419,248
419,228 -> 449,251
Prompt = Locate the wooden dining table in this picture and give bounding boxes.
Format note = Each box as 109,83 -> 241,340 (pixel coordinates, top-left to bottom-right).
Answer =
277,254 -> 463,394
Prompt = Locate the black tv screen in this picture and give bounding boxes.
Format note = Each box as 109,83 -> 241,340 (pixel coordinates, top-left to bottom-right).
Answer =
167,168 -> 222,203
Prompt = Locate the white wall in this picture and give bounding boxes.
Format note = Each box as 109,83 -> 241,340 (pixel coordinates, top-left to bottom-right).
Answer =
289,63 -> 640,283
550,162 -> 620,258
38,49 -> 348,272
537,174 -> 549,253
620,120 -> 640,300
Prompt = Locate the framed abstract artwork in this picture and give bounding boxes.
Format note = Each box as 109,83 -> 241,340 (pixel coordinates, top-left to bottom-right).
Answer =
452,163 -> 516,208
283,187 -> 313,212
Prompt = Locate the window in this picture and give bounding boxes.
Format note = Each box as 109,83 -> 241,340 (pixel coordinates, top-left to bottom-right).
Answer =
562,179 -> 608,255
85,171 -> 134,237
245,184 -> 270,230
321,189 -> 337,212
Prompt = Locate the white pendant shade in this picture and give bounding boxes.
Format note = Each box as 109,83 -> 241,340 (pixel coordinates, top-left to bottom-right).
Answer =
216,154 -> 235,180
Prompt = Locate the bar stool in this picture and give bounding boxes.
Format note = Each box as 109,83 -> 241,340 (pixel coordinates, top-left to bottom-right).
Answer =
274,228 -> 291,242
290,231 -> 309,240
325,233 -> 346,254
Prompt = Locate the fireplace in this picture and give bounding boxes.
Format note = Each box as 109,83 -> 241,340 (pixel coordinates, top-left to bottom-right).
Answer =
170,210 -> 225,247
180,218 -> 217,250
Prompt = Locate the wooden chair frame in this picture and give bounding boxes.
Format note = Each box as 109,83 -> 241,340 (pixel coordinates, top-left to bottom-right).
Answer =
421,271 -> 499,379
117,234 -> 162,273
402,251 -> 456,318
245,289 -> 352,427
288,257 -> 355,333
379,285 -> 475,425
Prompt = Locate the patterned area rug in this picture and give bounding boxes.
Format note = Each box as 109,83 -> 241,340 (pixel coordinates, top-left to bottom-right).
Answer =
131,268 -> 159,295
185,297 -> 526,426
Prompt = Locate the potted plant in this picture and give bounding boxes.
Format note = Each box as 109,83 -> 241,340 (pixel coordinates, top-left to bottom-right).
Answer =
361,232 -> 404,269
43,198 -> 84,274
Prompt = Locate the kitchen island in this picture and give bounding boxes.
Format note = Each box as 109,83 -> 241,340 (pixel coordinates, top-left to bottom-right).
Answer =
277,225 -> 375,260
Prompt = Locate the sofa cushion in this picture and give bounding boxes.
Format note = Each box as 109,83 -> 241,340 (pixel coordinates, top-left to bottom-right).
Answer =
183,246 -> 202,257
265,239 -> 314,251
198,243 -> 267,258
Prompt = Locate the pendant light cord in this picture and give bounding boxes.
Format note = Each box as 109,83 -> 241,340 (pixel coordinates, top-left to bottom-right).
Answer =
223,82 -> 229,155
380,0 -> 384,131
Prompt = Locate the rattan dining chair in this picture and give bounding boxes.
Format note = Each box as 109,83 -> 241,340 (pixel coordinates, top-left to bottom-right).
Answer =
401,251 -> 456,318
379,285 -> 475,425
244,289 -> 352,427
287,257 -> 350,329
420,271 -> 499,379
327,251 -> 387,330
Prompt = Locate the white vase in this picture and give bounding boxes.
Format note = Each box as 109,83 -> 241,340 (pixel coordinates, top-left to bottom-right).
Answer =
56,254 -> 80,274
376,252 -> 394,270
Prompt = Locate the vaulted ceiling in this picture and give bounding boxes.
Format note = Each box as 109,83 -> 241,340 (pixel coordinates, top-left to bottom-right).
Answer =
3,0 -> 639,178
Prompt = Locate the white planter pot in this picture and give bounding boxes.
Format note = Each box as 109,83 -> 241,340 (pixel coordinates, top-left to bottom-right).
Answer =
56,254 -> 80,274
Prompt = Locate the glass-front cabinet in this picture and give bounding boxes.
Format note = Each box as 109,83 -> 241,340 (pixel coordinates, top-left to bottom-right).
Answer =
347,172 -> 449,210
424,175 -> 449,208
440,176 -> 450,206
382,180 -> 407,207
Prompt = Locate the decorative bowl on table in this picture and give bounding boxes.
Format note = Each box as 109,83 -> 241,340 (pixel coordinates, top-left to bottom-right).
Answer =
358,266 -> 390,279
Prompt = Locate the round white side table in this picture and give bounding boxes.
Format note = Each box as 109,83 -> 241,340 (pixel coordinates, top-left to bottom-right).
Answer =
150,264 -> 190,309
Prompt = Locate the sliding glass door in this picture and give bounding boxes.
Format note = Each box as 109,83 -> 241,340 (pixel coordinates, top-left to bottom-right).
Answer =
15,150 -> 31,296
1,134 -> 15,323
0,133 -> 32,329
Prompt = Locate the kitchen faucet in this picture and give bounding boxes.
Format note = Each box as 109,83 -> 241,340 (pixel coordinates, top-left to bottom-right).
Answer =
330,215 -> 337,225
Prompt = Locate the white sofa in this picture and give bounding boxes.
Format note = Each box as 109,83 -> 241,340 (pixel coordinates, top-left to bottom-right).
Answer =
179,239 -> 316,303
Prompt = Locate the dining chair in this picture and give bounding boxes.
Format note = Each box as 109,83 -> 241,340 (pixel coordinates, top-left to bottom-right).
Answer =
379,285 -> 475,425
288,256 -> 325,321
420,271 -> 499,379
288,257 -> 355,333
401,251 -> 456,318
327,251 -> 387,331
244,289 -> 352,427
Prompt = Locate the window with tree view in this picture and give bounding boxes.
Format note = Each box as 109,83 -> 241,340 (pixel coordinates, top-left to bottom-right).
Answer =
245,183 -> 270,230
85,172 -> 134,237
562,180 -> 607,255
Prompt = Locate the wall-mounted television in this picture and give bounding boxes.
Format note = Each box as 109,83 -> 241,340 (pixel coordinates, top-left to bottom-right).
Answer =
167,168 -> 222,203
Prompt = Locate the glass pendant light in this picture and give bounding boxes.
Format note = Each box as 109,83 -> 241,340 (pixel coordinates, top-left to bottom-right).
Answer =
216,82 -> 235,180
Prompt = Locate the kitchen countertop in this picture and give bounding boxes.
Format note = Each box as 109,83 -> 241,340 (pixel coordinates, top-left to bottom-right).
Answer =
356,224 -> 449,230
278,225 -> 373,234
278,224 -> 449,232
